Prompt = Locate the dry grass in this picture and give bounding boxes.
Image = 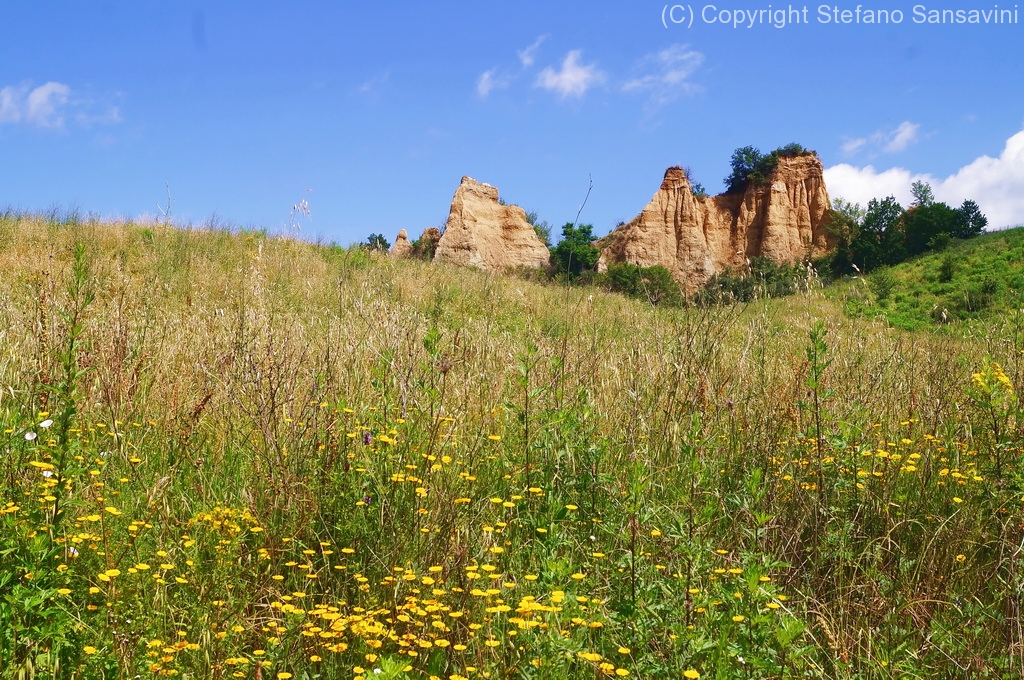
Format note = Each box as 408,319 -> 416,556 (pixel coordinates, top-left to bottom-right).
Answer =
1,212 -> 1023,679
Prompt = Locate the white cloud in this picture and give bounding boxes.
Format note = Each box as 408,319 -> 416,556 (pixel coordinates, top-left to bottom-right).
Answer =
76,106 -> 122,127
824,164 -> 923,206
517,35 -> 546,68
0,85 -> 28,123
476,36 -> 547,100
622,44 -> 704,106
884,121 -> 920,152
535,50 -> 605,99
825,129 -> 1024,228
476,69 -> 509,98
0,81 -> 120,130
842,120 -> 921,156
357,72 -> 389,95
25,81 -> 70,128
840,137 -> 867,155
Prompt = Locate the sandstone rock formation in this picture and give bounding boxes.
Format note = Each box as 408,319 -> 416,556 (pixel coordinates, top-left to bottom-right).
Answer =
597,154 -> 833,292
434,176 -> 550,270
390,229 -> 412,257
417,227 -> 442,258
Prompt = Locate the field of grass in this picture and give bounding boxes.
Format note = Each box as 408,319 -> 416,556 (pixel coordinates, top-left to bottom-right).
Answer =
834,227 -> 1024,331
3,212 -> 1024,679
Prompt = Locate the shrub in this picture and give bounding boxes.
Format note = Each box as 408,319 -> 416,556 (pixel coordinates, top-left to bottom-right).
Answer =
410,236 -> 438,260
958,277 -> 1000,313
928,232 -> 953,252
868,268 -> 897,301
938,252 -> 956,283
606,263 -> 683,306
696,257 -> 805,304
551,223 -> 600,279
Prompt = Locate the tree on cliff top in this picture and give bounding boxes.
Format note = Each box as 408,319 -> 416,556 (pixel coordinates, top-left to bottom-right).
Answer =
724,146 -> 766,194
723,143 -> 811,194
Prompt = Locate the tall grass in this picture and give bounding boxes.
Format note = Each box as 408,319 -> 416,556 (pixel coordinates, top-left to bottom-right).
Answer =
1,212 -> 1023,679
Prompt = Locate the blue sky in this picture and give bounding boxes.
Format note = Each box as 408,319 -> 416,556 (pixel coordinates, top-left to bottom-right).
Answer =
2,2 -> 1023,244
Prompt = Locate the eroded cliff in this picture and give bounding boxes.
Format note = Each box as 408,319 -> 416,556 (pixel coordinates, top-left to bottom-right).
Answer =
597,154 -> 833,291
434,176 -> 550,271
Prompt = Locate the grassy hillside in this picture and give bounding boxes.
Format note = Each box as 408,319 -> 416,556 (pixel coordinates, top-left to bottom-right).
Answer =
3,212 -> 1024,678
835,226 -> 1024,331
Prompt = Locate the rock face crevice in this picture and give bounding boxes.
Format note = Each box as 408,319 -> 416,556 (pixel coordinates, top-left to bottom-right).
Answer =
434,176 -> 550,271
597,154 -> 833,292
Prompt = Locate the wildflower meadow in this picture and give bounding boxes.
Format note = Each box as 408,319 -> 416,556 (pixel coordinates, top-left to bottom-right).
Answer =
2,213 -> 1024,678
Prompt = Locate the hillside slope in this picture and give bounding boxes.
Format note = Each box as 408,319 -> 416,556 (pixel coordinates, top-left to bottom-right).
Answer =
834,226 -> 1024,330
2,212 -> 1024,678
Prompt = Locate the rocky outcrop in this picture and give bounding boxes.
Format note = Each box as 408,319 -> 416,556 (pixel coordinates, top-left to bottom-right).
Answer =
390,227 -> 442,259
434,176 -> 550,270
417,227 -> 442,258
597,154 -> 833,292
390,229 -> 412,257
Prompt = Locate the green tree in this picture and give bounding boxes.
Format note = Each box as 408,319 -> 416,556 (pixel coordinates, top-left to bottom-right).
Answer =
410,231 -> 440,260
366,233 -> 390,252
525,210 -> 552,248
551,223 -> 600,278
830,198 -> 865,225
902,202 -> 959,257
954,199 -> 988,238
835,191 -> 986,274
901,198 -> 986,258
911,180 -> 935,207
681,167 -> 708,198
826,198 -> 865,276
723,143 -> 807,193
778,142 -> 808,156
851,196 -> 904,271
724,146 -> 765,193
